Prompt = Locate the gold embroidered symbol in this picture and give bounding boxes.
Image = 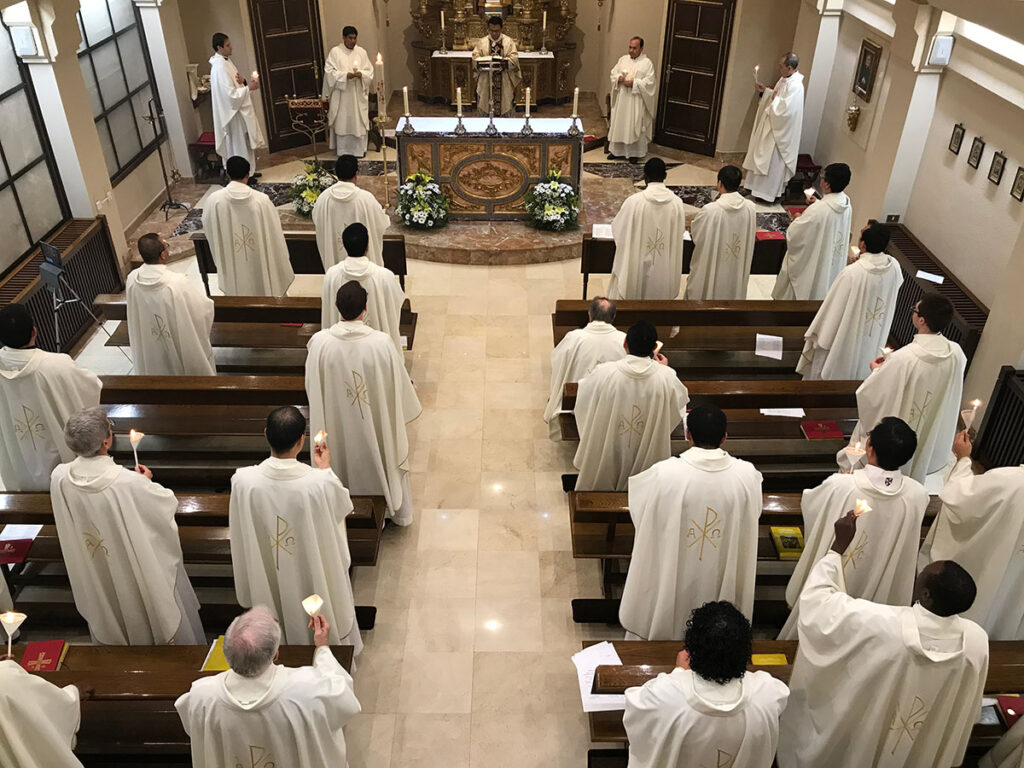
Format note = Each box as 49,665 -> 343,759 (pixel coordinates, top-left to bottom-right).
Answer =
700,749 -> 736,768
269,515 -> 295,570
833,234 -> 846,261
151,314 -> 172,342
644,228 -> 665,259
889,696 -> 928,754
720,233 -> 742,261
25,652 -> 52,670
864,296 -> 886,333
908,391 -> 934,431
13,404 -> 47,451
235,745 -> 275,768
616,404 -> 645,448
687,506 -> 722,561
345,370 -> 370,419
232,225 -> 257,261
841,530 -> 867,576
83,528 -> 108,559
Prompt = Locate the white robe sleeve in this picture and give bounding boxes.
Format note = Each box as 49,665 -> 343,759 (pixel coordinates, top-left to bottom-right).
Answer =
937,457 -> 986,524
312,646 -> 362,729
632,58 -> 657,121
323,49 -> 347,94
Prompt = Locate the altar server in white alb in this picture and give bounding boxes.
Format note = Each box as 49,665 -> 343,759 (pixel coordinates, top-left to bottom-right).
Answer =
322,26 -> 373,158
176,607 -> 361,768
620,404 -> 762,640
743,52 -> 804,203
313,154 -> 391,269
838,294 -> 966,483
778,417 -> 927,640
306,281 -> 421,525
0,304 -> 100,492
574,321 -> 688,491
0,659 -> 83,768
797,221 -> 903,380
607,36 -> 657,161
777,512 -> 988,768
544,296 -> 626,440
609,158 -> 688,300
202,156 -> 294,297
920,430 -> 1024,640
980,718 -> 1024,768
49,407 -> 204,645
126,234 -> 215,376
772,163 -> 853,300
471,16 -> 521,117
684,165 -> 757,300
209,33 -> 265,173
230,407 -> 361,653
624,602 -> 789,768
321,223 -> 405,351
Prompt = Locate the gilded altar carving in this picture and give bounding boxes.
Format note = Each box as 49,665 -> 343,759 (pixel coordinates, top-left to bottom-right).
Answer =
406,144 -> 435,174
494,198 -> 528,213
547,144 -> 572,176
454,157 -> 527,201
413,0 -> 574,52
440,142 -> 487,175
494,143 -> 542,175
444,183 -> 486,213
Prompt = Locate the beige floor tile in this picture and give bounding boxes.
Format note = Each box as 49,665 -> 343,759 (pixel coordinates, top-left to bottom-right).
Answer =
433,380 -> 487,410
479,471 -> 538,513
482,381 -> 545,410
344,713 -> 396,768
483,408 -> 543,441
481,438 -> 536,472
416,508 -> 480,551
477,507 -> 540,551
397,650 -> 474,713
419,471 -> 484,509
539,550 -> 591,598
476,551 -> 541,599
391,714 -> 472,768
473,597 -> 544,652
413,550 -> 479,600
406,597 -> 477,652
427,438 -> 483,474
354,646 -> 404,713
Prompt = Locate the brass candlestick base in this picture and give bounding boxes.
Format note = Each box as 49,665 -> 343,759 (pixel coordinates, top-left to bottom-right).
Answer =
401,114 -> 416,135
485,111 -> 499,136
567,116 -> 581,137
454,115 -> 468,135
520,115 -> 533,136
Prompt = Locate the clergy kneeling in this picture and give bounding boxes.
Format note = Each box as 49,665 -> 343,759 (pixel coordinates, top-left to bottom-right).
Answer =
619,404 -> 763,640
313,155 -> 391,269
607,37 -> 657,161
322,26 -> 373,158
230,406 -> 361,653
176,607 -> 361,768
0,657 -> 83,768
50,407 -> 204,645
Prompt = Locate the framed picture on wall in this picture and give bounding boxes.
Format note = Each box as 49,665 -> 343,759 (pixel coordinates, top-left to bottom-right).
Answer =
1011,167 -> 1024,202
968,137 -> 986,169
853,40 -> 883,102
948,123 -> 965,155
989,152 -> 1007,185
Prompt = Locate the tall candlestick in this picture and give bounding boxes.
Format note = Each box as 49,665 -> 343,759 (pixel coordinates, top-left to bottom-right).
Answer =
525,87 -> 530,118
403,85 -> 410,115
572,86 -> 579,117
456,86 -> 462,117
440,9 -> 445,30
542,10 -> 547,31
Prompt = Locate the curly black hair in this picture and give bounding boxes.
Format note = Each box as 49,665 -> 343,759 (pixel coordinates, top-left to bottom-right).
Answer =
683,601 -> 752,685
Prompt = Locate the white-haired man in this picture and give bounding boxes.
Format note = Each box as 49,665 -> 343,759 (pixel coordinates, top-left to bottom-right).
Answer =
176,607 -> 361,768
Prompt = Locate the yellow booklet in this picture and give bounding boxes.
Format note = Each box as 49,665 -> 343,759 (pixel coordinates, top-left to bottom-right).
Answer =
201,636 -> 229,671
770,526 -> 804,559
751,654 -> 789,665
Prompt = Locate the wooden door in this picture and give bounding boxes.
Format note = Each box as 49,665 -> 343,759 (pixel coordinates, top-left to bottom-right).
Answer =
248,0 -> 325,153
654,0 -> 735,156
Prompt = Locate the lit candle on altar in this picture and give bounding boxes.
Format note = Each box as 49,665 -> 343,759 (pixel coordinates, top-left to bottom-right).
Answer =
572,86 -> 579,117
403,85 -> 410,115
456,86 -> 463,117
302,594 -> 324,617
129,429 -> 144,468
440,9 -> 445,30
1,611 -> 26,660
962,398 -> 983,430
525,87 -> 530,118
854,498 -> 872,516
542,10 -> 547,32
314,430 -> 327,446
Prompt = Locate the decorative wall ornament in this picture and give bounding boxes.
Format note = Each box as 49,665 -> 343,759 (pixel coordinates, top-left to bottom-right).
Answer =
1011,167 -> 1024,202
988,152 -> 1006,185
968,136 -> 985,169
948,123 -> 965,155
852,39 -> 882,103
846,104 -> 861,132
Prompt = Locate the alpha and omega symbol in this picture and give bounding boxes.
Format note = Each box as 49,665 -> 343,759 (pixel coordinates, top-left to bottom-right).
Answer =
687,506 -> 722,561
13,404 -> 47,450
888,696 -> 928,754
345,370 -> 370,419
616,404 -> 646,449
270,515 -> 295,570
232,225 -> 257,261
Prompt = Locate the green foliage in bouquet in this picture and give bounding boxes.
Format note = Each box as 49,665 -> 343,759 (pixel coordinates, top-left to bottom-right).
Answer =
290,160 -> 337,217
396,171 -> 450,229
524,171 -> 580,232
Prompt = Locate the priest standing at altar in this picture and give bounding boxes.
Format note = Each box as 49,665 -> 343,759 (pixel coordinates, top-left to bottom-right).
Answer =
472,16 -> 521,117
607,37 -> 657,161
743,52 -> 804,203
322,27 -> 373,158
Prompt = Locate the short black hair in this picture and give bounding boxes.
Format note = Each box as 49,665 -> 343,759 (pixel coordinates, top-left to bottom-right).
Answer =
784,52 -> 800,69
916,293 -> 954,334
861,221 -> 890,254
688,403 -> 727,448
717,165 -> 742,192
342,26 -> 358,37
335,154 -> 358,181
265,406 -> 306,454
630,36 -> 645,48
684,601 -> 752,685
226,156 -> 251,181
824,162 -> 851,193
337,280 -> 368,321
212,33 -> 229,51
869,416 -> 917,470
625,320 -> 658,357
644,157 -> 667,183
0,303 -> 34,349
487,15 -> 503,27
137,233 -> 165,264
923,561 -> 977,617
342,223 -> 369,259
588,296 -> 616,323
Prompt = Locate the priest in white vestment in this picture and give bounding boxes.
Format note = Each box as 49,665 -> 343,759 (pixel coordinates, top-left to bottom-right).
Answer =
471,16 -> 521,116
312,154 -> 391,268
778,417 -> 927,640
772,163 -> 853,300
838,294 -> 966,483
49,408 -> 204,646
126,234 -> 215,376
607,37 -> 657,160
322,27 -> 373,157
574,320 -> 689,491
230,407 -> 361,653
920,430 -> 1024,639
306,281 -> 421,525
980,717 -> 1024,768
209,33 -> 265,172
620,404 -> 763,640
777,512 -> 988,768
624,601 -> 789,768
684,165 -> 757,300
176,607 -> 361,768
0,659 -> 83,768
201,156 -> 294,297
608,158 -> 688,300
544,297 -> 626,440
321,224 -> 405,353
742,52 -> 804,203
797,221 -> 903,380
0,304 -> 101,492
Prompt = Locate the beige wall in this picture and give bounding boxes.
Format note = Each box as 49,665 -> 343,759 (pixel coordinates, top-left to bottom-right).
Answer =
112,152 -> 168,235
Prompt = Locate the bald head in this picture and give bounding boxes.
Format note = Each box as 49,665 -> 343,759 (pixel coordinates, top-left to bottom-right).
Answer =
914,561 -> 976,617
223,606 -> 282,677
588,296 -> 616,324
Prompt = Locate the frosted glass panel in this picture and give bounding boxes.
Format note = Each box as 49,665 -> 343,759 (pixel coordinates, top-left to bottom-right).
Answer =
91,40 -> 128,108
16,162 -> 63,242
0,90 -> 43,175
96,121 -> 119,176
109,0 -> 135,32
0,186 -> 30,274
0,27 -> 22,94
79,57 -> 104,117
119,30 -> 148,92
108,101 -> 141,166
78,0 -> 113,45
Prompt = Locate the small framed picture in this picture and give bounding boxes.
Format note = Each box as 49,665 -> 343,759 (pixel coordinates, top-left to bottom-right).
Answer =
989,152 -> 1006,185
1011,167 -> 1024,202
968,137 -> 985,169
948,123 -> 965,155
853,40 -> 883,102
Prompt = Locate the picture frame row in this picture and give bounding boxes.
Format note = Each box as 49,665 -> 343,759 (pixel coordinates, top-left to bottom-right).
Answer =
949,123 -> 1023,201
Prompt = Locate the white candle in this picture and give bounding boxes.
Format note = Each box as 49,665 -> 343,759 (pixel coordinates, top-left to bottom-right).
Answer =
854,498 -> 872,516
525,87 -> 530,118
252,70 -> 259,80
375,52 -> 383,82
572,86 -> 579,117
1,611 -> 26,660
302,594 -> 324,617
314,430 -> 327,446
403,85 -> 410,115
440,9 -> 445,30
129,429 -> 144,468
880,346 -> 893,359
754,64 -> 759,79
804,187 -> 816,199
962,398 -> 983,430
456,86 -> 462,117
845,440 -> 866,463
543,10 -> 547,31
850,246 -> 861,258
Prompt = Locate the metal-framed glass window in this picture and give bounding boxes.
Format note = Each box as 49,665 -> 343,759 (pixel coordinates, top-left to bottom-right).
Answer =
76,0 -> 163,183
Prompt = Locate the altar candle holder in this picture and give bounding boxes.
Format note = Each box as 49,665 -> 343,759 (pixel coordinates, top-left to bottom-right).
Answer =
439,10 -> 448,53
401,114 -> 416,135
520,87 -> 533,136
567,115 -> 581,137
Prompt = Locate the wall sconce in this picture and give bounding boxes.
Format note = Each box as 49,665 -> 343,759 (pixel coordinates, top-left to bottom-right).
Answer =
846,104 -> 861,132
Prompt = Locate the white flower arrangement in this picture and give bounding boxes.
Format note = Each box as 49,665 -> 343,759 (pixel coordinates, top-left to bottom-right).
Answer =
289,161 -> 337,217
396,171 -> 450,230
525,171 -> 580,231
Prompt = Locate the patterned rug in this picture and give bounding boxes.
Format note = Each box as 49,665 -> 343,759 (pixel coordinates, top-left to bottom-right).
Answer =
170,182 -> 294,237
582,161 -> 682,182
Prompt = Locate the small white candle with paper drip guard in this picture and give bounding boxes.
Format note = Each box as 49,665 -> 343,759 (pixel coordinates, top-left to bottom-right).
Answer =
880,346 -> 893,359
961,398 -> 983,430
403,86 -> 410,115
850,246 -> 861,259
804,187 -> 816,200
251,71 -> 259,81
456,86 -> 462,117
754,64 -> 759,80
845,440 -> 866,464
0,611 -> 26,660
525,87 -> 530,118
314,430 -> 327,447
302,594 -> 324,617
129,429 -> 144,469
854,498 -> 872,516
572,87 -> 579,117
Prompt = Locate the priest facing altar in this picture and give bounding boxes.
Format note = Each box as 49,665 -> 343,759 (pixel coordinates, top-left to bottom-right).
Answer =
472,16 -> 521,116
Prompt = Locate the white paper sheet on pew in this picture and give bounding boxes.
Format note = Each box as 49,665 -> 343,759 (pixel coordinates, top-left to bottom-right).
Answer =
755,333 -> 784,360
0,524 -> 42,541
572,641 -> 626,712
592,224 -> 614,240
916,269 -> 945,284
760,408 -> 806,418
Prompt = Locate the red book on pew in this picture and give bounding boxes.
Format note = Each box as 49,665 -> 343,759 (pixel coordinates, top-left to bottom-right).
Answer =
20,640 -> 68,672
998,697 -> 1024,729
801,420 -> 843,440
0,538 -> 32,564
755,230 -> 785,241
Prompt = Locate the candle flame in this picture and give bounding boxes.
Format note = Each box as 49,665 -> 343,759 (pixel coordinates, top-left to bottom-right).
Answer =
971,399 -> 982,408
301,594 -> 324,617
883,347 -> 892,355
851,246 -> 861,256
314,430 -> 327,446
376,52 -> 383,64
804,187 -> 816,197
855,498 -> 872,516
854,441 -> 862,451
129,429 -> 144,445
252,71 -> 259,79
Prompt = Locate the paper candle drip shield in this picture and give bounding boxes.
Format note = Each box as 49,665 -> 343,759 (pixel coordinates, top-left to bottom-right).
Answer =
0,611 -> 26,635
314,430 -> 327,446
129,429 -> 144,467
962,399 -> 982,430
302,594 -> 324,617
854,499 -> 872,516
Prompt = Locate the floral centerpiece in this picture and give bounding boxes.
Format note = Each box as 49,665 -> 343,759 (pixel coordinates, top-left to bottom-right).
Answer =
290,160 -> 337,217
396,171 -> 450,229
524,171 -> 580,231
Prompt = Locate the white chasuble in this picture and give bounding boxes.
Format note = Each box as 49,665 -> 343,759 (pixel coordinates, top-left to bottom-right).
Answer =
544,321 -> 627,440
175,646 -> 361,768
777,552 -> 988,768
471,34 -> 521,116
684,191 -> 757,300
49,456 -> 204,645
920,459 -> 1024,639
838,333 -> 966,483
312,180 -> 391,268
742,72 -> 804,197
0,347 -> 101,492
624,668 -> 789,768
778,468 -> 929,640
321,44 -> 373,156
797,252 -> 903,381
229,458 -> 361,653
619,448 -> 763,640
772,192 -> 852,301
126,264 -> 216,376
980,717 -> 1024,768
609,183 -> 688,300
607,53 -> 657,158
573,355 -> 689,491
0,660 -> 82,768
201,181 -> 294,297
208,54 -> 266,167
321,257 -> 405,351
305,320 -> 421,524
